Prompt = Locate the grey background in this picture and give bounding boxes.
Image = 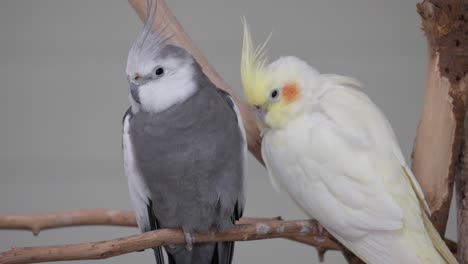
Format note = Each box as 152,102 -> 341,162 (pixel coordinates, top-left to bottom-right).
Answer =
0,0 -> 457,263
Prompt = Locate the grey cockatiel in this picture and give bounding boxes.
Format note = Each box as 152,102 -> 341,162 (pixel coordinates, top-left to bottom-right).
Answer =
122,1 -> 246,263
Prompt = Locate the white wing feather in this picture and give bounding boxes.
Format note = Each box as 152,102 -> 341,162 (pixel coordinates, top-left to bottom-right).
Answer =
123,113 -> 152,233
319,76 -> 430,213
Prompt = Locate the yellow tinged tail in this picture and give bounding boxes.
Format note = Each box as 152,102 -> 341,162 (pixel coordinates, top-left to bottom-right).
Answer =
403,167 -> 458,264
422,212 -> 458,264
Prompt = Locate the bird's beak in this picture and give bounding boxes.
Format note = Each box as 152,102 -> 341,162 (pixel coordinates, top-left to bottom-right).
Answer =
253,106 -> 268,129
130,82 -> 141,104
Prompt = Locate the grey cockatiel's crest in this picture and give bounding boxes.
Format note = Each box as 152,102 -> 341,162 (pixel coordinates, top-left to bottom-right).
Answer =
123,1 -> 246,264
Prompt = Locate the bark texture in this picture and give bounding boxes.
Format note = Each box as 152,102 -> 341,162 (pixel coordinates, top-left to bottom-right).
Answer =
415,0 -> 468,235
0,219 -> 338,264
0,210 -> 341,252
417,0 -> 468,262
458,111 -> 468,263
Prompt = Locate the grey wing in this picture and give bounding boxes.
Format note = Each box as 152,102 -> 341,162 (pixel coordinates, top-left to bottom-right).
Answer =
123,108 -> 164,264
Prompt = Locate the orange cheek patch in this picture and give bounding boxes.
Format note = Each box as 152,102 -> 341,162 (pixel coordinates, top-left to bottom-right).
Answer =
282,82 -> 301,103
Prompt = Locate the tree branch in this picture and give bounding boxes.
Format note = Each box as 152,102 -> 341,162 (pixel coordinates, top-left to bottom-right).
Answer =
0,219 -> 339,264
0,209 -> 137,236
457,106 -> 468,263
415,0 -> 467,235
0,209 -> 340,251
0,208 -> 458,262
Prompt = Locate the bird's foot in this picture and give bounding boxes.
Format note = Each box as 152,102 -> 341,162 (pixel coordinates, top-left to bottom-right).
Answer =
313,222 -> 326,243
314,222 -> 328,262
184,232 -> 194,251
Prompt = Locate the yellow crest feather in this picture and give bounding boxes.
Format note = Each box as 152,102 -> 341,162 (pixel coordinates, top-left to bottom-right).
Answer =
241,18 -> 272,106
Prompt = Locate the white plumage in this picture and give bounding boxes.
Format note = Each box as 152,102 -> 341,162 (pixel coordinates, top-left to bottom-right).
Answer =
254,57 -> 455,264
240,18 -> 456,262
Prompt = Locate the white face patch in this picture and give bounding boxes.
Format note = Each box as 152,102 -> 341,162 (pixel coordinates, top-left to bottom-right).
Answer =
138,62 -> 197,114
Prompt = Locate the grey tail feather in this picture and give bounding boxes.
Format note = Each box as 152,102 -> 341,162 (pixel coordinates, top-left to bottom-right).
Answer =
165,242 -> 235,264
153,248 -> 165,264
214,242 -> 235,264
165,199 -> 242,264
147,200 -> 165,264
167,252 -> 176,264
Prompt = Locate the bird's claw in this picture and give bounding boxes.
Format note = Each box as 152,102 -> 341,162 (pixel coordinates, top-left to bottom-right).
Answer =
313,222 -> 326,243
184,232 -> 194,251
314,222 -> 328,262
317,223 -> 325,237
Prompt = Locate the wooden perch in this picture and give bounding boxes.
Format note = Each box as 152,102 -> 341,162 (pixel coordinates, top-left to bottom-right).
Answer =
0,209 -> 340,251
414,0 -> 466,235
0,209 -> 137,236
0,209 -> 458,263
0,218 -> 339,264
458,113 -> 468,263
128,0 -> 262,163
416,0 -> 467,262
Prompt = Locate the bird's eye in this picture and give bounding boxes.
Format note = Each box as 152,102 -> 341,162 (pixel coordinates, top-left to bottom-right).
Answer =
270,89 -> 279,100
154,67 -> 164,76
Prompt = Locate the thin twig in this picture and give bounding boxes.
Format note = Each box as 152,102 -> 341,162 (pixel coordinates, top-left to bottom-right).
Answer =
0,208 -> 457,255
0,209 -> 136,236
0,219 -> 338,264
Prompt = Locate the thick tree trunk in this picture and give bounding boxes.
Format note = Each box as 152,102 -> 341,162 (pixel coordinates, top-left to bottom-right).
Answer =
417,0 -> 468,262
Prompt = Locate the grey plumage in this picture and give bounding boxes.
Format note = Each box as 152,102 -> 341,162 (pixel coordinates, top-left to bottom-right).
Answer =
123,1 -> 245,263
128,65 -> 244,231
123,63 -> 245,263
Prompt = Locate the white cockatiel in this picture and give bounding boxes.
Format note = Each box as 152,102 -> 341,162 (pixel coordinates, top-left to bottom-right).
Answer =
240,21 -> 457,264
